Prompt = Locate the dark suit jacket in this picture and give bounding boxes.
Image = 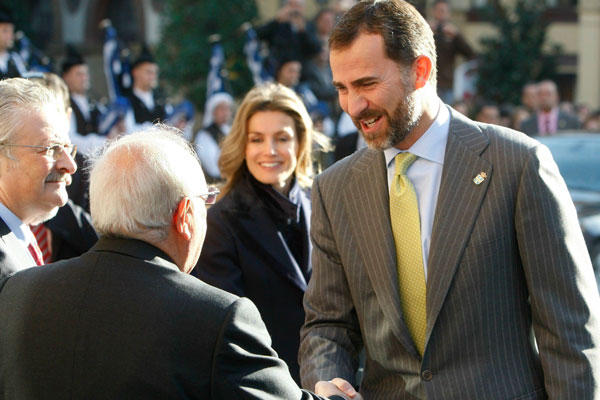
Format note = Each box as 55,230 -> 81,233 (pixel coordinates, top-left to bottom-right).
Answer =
520,109 -> 581,135
66,152 -> 91,213
0,237 -> 334,400
45,199 -> 98,262
299,107 -> 600,399
70,97 -> 101,135
193,173 -> 312,384
334,132 -> 359,162
126,91 -> 167,124
0,218 -> 35,280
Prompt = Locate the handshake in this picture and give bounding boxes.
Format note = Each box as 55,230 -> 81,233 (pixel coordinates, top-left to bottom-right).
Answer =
315,378 -> 362,400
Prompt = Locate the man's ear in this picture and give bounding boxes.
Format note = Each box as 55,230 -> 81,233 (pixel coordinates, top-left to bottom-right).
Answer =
173,197 -> 193,241
414,55 -> 432,90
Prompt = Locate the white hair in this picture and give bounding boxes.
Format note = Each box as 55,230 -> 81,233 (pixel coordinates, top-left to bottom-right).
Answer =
0,78 -> 63,157
89,125 -> 206,242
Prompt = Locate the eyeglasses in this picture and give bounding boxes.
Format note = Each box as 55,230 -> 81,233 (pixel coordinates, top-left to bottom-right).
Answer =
0,143 -> 77,160
196,187 -> 220,205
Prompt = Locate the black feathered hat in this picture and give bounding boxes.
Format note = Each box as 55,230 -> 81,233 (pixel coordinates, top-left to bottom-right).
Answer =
131,44 -> 156,70
61,45 -> 86,75
0,6 -> 15,24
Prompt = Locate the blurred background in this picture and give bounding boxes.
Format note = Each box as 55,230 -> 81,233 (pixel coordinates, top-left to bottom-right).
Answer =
3,0 -> 598,111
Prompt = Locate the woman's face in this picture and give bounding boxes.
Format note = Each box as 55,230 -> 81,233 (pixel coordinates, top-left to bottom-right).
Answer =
245,110 -> 299,192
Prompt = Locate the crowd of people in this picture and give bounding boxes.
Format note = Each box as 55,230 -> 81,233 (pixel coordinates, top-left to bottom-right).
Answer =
1,1 -> 600,399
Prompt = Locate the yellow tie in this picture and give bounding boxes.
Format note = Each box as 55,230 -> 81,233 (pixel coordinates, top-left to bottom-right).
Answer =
389,152 -> 427,356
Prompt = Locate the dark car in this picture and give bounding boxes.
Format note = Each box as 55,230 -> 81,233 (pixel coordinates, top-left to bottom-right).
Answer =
536,133 -> 600,280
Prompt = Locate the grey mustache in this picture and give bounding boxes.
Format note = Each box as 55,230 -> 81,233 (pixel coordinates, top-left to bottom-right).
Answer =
45,172 -> 71,185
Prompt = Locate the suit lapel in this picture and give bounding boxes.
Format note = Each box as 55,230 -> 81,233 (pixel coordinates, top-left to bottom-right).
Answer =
0,218 -> 38,271
425,110 -> 492,345
345,149 -> 420,356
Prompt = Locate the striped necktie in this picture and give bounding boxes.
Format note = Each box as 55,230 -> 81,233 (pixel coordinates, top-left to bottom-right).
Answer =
30,223 -> 52,264
27,240 -> 44,266
389,152 -> 427,356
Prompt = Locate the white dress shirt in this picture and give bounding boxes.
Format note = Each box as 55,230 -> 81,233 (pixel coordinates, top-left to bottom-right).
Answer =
133,88 -> 155,110
384,99 -> 450,280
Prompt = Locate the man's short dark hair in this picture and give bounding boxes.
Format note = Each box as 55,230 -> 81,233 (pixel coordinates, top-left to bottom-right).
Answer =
329,0 -> 437,86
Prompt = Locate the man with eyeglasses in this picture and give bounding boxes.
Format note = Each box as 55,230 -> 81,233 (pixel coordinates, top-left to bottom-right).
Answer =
0,125 -> 358,400
0,78 -> 77,279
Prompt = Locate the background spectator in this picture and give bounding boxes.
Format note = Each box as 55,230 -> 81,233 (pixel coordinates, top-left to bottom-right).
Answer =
583,109 -> 600,131
257,0 -> 321,78
520,82 -> 539,113
194,92 -> 234,182
429,0 -> 475,104
125,46 -> 167,130
0,6 -> 26,79
474,102 -> 500,125
61,46 -> 110,156
510,106 -> 531,131
520,79 -> 580,135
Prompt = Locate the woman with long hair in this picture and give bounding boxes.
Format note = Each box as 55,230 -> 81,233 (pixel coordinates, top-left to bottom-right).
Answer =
193,82 -> 329,383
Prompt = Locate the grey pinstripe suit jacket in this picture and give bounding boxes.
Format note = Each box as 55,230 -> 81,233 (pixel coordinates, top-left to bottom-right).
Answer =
299,108 -> 600,399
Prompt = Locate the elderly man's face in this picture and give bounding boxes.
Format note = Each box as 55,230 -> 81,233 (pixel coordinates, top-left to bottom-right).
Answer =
0,105 -> 77,224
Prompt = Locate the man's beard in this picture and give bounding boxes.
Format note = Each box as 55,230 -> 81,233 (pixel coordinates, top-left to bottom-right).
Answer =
355,89 -> 422,150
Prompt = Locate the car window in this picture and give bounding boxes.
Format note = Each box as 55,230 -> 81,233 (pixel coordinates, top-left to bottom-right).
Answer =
538,136 -> 600,192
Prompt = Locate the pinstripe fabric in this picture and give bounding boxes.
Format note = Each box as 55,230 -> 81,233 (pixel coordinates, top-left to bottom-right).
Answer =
299,107 -> 600,399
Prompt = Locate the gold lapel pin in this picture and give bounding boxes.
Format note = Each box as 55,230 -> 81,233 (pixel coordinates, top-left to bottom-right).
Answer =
473,172 -> 487,185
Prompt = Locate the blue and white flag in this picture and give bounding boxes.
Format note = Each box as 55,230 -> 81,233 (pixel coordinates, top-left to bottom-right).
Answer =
242,23 -> 271,85
202,37 -> 232,129
101,20 -> 131,102
206,40 -> 227,99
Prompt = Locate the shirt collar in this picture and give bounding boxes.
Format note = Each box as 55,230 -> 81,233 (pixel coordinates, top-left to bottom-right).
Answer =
133,87 -> 154,109
71,93 -> 88,106
71,93 -> 90,114
384,98 -> 449,166
0,201 -> 34,244
0,52 -> 9,71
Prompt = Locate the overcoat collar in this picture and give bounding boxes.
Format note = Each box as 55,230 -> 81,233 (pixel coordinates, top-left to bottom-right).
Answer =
224,175 -> 312,292
91,236 -> 179,272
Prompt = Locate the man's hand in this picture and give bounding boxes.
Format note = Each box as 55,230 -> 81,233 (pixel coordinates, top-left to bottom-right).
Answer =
315,378 -> 362,399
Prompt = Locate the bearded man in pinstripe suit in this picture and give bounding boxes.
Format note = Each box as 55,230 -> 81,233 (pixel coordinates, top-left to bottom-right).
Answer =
300,1 -> 600,399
